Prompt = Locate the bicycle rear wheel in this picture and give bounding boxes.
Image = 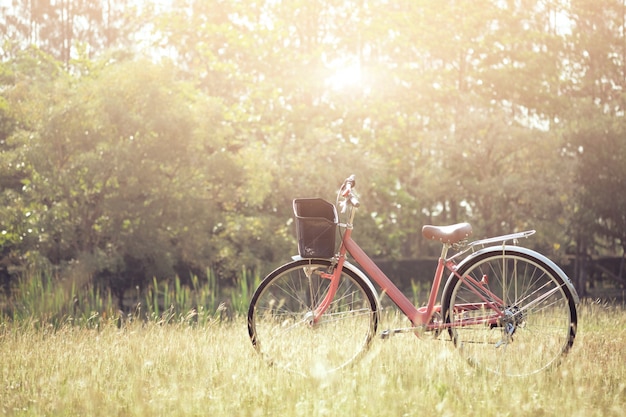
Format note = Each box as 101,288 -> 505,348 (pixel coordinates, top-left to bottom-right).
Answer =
247,259 -> 378,376
441,249 -> 577,377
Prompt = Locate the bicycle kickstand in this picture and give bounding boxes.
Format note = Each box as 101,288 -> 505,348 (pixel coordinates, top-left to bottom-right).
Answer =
380,325 -> 427,339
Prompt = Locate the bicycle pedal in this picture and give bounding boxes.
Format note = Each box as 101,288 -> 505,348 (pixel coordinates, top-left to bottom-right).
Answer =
380,327 -> 418,339
380,329 -> 403,339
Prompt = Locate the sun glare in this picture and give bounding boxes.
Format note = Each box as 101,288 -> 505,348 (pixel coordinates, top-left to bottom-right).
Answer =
326,61 -> 363,91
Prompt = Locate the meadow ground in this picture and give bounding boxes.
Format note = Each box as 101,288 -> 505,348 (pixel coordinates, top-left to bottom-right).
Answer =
0,300 -> 624,417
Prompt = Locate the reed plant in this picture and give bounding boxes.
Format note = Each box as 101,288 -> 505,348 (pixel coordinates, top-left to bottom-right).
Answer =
0,266 -> 259,328
230,267 -> 261,315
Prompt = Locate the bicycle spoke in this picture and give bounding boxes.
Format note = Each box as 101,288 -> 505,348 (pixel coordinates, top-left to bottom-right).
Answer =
248,260 -> 378,376
443,250 -> 576,377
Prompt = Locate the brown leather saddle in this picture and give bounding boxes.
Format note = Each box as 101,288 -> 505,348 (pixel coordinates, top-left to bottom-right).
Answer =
422,223 -> 473,244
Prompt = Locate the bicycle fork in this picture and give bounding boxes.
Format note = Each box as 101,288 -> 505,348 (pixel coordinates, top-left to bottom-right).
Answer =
304,243 -> 352,325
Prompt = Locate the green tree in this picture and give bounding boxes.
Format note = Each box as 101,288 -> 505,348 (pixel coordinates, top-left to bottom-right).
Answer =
567,110 -> 626,291
557,0 -> 626,293
0,0 -> 143,64
2,54 -> 249,305
322,0 -> 574,257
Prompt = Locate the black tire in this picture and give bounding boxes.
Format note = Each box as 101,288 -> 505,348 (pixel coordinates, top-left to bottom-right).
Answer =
247,259 -> 378,375
441,249 -> 577,377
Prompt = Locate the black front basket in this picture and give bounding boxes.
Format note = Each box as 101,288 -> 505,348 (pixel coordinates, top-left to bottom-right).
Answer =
293,198 -> 338,258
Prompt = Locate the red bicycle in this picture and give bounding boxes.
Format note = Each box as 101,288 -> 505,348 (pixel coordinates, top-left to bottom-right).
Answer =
247,175 -> 578,377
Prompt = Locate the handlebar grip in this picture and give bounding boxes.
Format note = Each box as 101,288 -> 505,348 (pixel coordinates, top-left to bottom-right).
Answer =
349,194 -> 360,208
342,175 -> 356,196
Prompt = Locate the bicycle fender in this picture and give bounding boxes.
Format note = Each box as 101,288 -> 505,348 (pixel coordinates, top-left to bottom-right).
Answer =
450,246 -> 580,304
290,255 -> 381,311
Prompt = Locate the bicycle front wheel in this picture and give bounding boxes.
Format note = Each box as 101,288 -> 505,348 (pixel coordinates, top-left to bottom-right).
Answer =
247,259 -> 378,376
441,249 -> 577,377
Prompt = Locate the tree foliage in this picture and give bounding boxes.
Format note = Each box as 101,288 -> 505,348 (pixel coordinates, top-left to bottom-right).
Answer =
1,0 -> 625,301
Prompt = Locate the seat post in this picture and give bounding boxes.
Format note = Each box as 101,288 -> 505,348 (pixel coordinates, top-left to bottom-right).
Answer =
440,242 -> 450,260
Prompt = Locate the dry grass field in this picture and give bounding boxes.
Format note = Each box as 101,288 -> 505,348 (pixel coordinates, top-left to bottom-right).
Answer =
0,300 -> 624,417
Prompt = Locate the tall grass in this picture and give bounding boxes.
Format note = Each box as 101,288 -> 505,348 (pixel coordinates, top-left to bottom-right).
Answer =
1,267 -> 259,328
0,300 -> 624,416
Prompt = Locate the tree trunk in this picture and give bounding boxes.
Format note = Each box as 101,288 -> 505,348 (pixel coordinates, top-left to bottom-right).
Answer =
574,235 -> 588,297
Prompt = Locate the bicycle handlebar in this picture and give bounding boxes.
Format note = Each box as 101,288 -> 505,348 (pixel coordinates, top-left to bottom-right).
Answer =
340,175 -> 360,208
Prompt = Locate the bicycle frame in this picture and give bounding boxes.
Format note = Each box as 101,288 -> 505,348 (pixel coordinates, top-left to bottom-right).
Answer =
312,205 -> 530,331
